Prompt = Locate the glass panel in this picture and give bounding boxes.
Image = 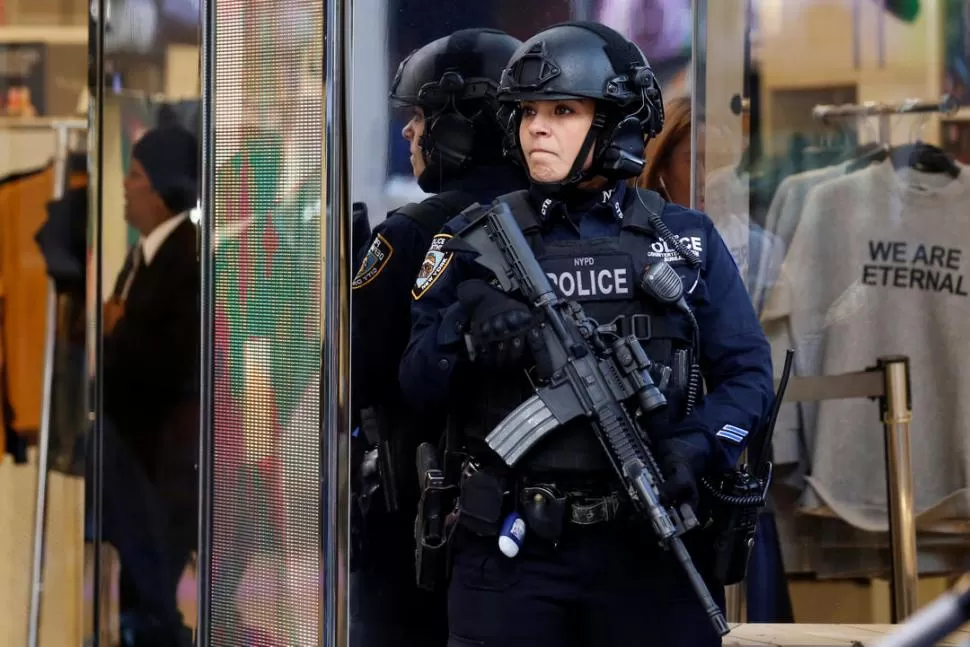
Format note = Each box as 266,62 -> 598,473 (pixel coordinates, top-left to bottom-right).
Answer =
203,0 -> 324,645
87,2 -> 203,645
0,2 -> 88,646
700,0 -> 970,626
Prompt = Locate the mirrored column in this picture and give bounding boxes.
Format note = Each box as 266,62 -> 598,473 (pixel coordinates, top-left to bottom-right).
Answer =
201,0 -> 325,645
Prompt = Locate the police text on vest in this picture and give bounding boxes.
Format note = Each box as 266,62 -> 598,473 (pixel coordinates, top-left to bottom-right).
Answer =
542,254 -> 633,301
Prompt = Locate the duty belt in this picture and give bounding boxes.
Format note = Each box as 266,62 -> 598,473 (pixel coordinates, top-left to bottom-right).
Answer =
519,483 -> 626,526
565,491 -> 624,525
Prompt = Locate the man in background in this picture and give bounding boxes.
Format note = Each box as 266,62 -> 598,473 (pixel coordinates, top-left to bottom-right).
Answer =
99,124 -> 199,647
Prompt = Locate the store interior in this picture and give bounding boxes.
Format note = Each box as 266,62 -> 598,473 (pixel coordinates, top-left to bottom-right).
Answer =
0,0 -> 968,646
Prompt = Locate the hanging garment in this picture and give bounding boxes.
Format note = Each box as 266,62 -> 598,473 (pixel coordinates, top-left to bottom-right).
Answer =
705,165 -> 788,314
1,275 -> 6,457
763,159 -> 970,533
0,165 -> 55,439
763,163 -> 850,251
0,130 -> 56,179
760,164 -> 851,490
36,182 -> 89,476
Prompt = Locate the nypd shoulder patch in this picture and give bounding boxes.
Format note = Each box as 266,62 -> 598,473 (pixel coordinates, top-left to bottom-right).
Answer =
352,233 -> 394,290
412,234 -> 454,300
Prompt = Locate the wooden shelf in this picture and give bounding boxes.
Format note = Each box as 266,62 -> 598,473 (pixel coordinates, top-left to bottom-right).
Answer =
0,26 -> 87,46
727,623 -> 969,646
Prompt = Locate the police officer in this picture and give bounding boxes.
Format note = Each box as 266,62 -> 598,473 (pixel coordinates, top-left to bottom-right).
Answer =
399,22 -> 774,647
349,28 -> 526,647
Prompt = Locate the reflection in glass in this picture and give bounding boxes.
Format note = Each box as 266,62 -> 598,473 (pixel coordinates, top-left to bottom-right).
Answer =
87,2 -> 203,645
97,120 -> 200,647
707,0 -> 970,625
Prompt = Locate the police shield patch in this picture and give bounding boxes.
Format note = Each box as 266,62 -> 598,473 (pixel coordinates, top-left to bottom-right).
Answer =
352,234 -> 394,290
412,234 -> 454,299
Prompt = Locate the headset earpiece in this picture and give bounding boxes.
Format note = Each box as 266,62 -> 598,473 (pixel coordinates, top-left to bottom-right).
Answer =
425,111 -> 478,167
598,115 -> 647,180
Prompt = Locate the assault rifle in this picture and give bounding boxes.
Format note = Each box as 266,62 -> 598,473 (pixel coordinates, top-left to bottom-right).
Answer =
450,201 -> 730,636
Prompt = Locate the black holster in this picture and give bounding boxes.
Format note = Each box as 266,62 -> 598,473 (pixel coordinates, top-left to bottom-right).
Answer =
360,405 -> 400,514
414,443 -> 458,592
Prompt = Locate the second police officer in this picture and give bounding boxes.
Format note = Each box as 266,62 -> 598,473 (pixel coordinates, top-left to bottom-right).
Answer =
349,28 -> 526,647
399,22 -> 775,647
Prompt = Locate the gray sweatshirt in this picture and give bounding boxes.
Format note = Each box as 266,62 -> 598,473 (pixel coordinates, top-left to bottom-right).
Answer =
762,159 -> 970,532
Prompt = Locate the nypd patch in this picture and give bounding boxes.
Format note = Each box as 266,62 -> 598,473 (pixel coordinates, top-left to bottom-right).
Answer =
412,234 -> 454,300
352,234 -> 394,290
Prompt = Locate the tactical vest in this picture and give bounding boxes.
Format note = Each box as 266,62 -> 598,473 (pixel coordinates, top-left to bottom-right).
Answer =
451,189 -> 699,474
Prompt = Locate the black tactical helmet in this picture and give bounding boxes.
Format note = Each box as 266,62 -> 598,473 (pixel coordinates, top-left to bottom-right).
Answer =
390,28 -> 522,190
497,22 -> 665,190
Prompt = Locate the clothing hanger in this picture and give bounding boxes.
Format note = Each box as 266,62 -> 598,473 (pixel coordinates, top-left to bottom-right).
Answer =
847,111 -> 960,176
846,142 -> 959,176
846,138 -> 960,177
891,142 -> 961,177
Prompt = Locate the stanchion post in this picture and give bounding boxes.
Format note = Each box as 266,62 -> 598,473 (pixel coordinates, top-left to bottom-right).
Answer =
877,355 -> 918,622
724,583 -> 746,624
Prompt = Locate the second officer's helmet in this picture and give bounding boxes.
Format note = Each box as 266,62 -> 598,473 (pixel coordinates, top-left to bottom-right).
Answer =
390,29 -> 523,186
497,22 -> 665,188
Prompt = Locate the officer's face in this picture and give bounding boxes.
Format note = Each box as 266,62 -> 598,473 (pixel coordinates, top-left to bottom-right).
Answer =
401,106 -> 427,178
519,99 -> 596,183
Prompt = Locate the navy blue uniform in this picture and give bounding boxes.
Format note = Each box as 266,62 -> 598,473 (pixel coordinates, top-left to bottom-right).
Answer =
349,167 -> 527,647
399,183 -> 773,647
401,182 -> 773,468
352,167 -> 527,409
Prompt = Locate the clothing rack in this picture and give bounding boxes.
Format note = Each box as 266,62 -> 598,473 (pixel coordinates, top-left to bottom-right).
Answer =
813,95 -> 960,144
2,118 -> 90,647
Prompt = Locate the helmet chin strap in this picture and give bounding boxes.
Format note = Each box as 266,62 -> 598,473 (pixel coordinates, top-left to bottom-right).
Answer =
417,155 -> 453,193
527,110 -> 608,198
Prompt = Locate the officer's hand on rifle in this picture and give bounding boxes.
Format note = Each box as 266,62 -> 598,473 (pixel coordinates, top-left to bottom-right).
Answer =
457,278 -> 540,370
656,433 -> 711,512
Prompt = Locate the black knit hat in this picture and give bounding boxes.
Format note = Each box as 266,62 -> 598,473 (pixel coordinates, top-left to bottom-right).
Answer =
132,124 -> 199,214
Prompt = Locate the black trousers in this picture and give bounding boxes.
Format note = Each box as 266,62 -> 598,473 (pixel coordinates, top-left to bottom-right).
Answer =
446,521 -> 726,647
350,505 -> 448,647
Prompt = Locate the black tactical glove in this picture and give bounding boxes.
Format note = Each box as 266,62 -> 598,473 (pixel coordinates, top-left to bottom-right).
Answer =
457,278 -> 538,370
656,432 -> 711,512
